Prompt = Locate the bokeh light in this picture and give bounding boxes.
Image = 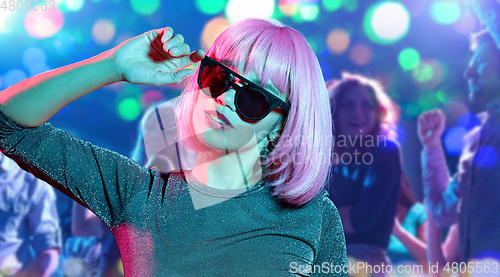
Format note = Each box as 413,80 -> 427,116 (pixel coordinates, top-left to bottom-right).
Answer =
327,28 -> 350,55
437,90 -> 449,103
53,31 -> 77,55
412,59 -> 444,89
24,9 -> 64,39
349,43 -> 373,65
0,10 -> 13,33
92,19 -> 116,45
299,4 -> 320,22
22,47 -> 50,76
130,0 -> 160,15
118,98 -> 141,121
195,0 -> 226,15
65,0 -> 85,11
364,2 -> 410,45
322,0 -> 342,12
201,17 -> 230,48
398,48 -> 420,71
141,90 -> 165,109
443,100 -> 469,121
342,0 -> 358,12
454,13 -> 477,34
474,146 -> 498,168
3,70 -> 27,88
444,127 -> 467,156
22,47 -> 46,70
457,112 -> 480,131
278,0 -> 300,16
430,1 -> 461,25
418,91 -> 440,111
225,0 -> 275,22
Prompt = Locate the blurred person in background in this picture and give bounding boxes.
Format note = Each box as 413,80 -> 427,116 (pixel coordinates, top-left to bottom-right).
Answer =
72,203 -> 121,277
419,29 -> 500,265
130,102 -> 196,173
426,211 -> 460,276
0,153 -> 61,277
387,172 -> 428,267
327,73 -> 402,276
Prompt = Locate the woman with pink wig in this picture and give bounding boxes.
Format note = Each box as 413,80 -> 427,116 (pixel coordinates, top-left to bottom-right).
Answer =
326,73 -> 402,275
0,18 -> 347,276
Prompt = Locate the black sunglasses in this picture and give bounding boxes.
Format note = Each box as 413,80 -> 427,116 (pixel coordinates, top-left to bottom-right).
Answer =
197,56 -> 290,121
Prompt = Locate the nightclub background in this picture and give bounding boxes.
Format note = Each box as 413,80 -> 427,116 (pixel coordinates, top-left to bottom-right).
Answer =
0,0 -> 486,275
0,0 -> 481,198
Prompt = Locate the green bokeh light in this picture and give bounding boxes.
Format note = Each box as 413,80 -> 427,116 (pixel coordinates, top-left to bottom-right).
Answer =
430,1 -> 461,25
418,92 -> 440,110
65,0 -> 85,11
118,98 -> 141,121
406,102 -> 421,117
291,10 -> 305,24
195,0 -> 226,15
130,0 -> 160,15
398,48 -> 420,71
412,63 -> 434,83
272,6 -> 286,20
437,90 -> 449,103
342,0 -> 358,12
300,4 -> 320,21
322,0 -> 342,12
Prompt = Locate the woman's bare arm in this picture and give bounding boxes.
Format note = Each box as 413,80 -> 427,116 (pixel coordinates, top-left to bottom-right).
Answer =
0,27 -> 203,127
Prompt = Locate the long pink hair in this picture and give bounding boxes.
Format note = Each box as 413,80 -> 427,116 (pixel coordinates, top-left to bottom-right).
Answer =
176,18 -> 332,206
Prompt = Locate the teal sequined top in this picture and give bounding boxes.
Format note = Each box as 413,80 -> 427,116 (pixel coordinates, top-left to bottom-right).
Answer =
0,110 -> 347,276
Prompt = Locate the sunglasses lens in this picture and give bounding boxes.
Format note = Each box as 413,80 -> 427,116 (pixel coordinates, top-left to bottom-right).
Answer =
199,64 -> 229,96
237,87 -> 270,120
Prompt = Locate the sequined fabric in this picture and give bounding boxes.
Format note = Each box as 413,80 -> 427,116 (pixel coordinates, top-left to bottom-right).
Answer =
0,110 -> 347,276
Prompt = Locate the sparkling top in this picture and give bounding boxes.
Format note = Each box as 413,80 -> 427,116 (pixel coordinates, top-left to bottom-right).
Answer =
0,110 -> 347,276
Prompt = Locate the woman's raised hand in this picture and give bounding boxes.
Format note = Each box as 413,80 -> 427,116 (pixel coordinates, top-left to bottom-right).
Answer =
108,27 -> 205,86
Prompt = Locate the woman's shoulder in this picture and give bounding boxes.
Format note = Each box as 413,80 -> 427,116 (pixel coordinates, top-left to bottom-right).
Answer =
307,189 -> 341,219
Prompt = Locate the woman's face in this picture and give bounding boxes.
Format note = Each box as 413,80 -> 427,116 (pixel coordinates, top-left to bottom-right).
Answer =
335,86 -> 378,139
191,65 -> 286,154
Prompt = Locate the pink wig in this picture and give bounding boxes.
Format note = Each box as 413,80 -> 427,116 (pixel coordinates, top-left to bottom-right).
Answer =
327,73 -> 400,139
176,18 -> 333,206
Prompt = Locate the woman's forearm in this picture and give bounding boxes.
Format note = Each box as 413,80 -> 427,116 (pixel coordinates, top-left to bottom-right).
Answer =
394,228 -> 428,265
0,51 -> 120,127
426,213 -> 447,275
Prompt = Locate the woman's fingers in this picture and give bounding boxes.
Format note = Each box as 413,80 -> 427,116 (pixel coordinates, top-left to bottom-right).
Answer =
161,27 -> 174,43
154,50 -> 205,85
164,34 -> 184,52
169,44 -> 190,57
175,49 -> 205,68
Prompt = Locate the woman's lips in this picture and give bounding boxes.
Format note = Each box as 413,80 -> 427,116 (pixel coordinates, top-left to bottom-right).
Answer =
204,110 -> 235,130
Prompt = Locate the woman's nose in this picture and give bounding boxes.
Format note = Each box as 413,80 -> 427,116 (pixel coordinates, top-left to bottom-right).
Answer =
215,88 -> 236,111
352,105 -> 364,118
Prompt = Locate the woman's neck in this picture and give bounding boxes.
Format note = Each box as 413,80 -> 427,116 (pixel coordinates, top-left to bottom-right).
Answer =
190,144 -> 263,190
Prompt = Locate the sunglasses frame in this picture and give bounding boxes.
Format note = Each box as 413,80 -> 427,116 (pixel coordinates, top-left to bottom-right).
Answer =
197,55 -> 290,121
